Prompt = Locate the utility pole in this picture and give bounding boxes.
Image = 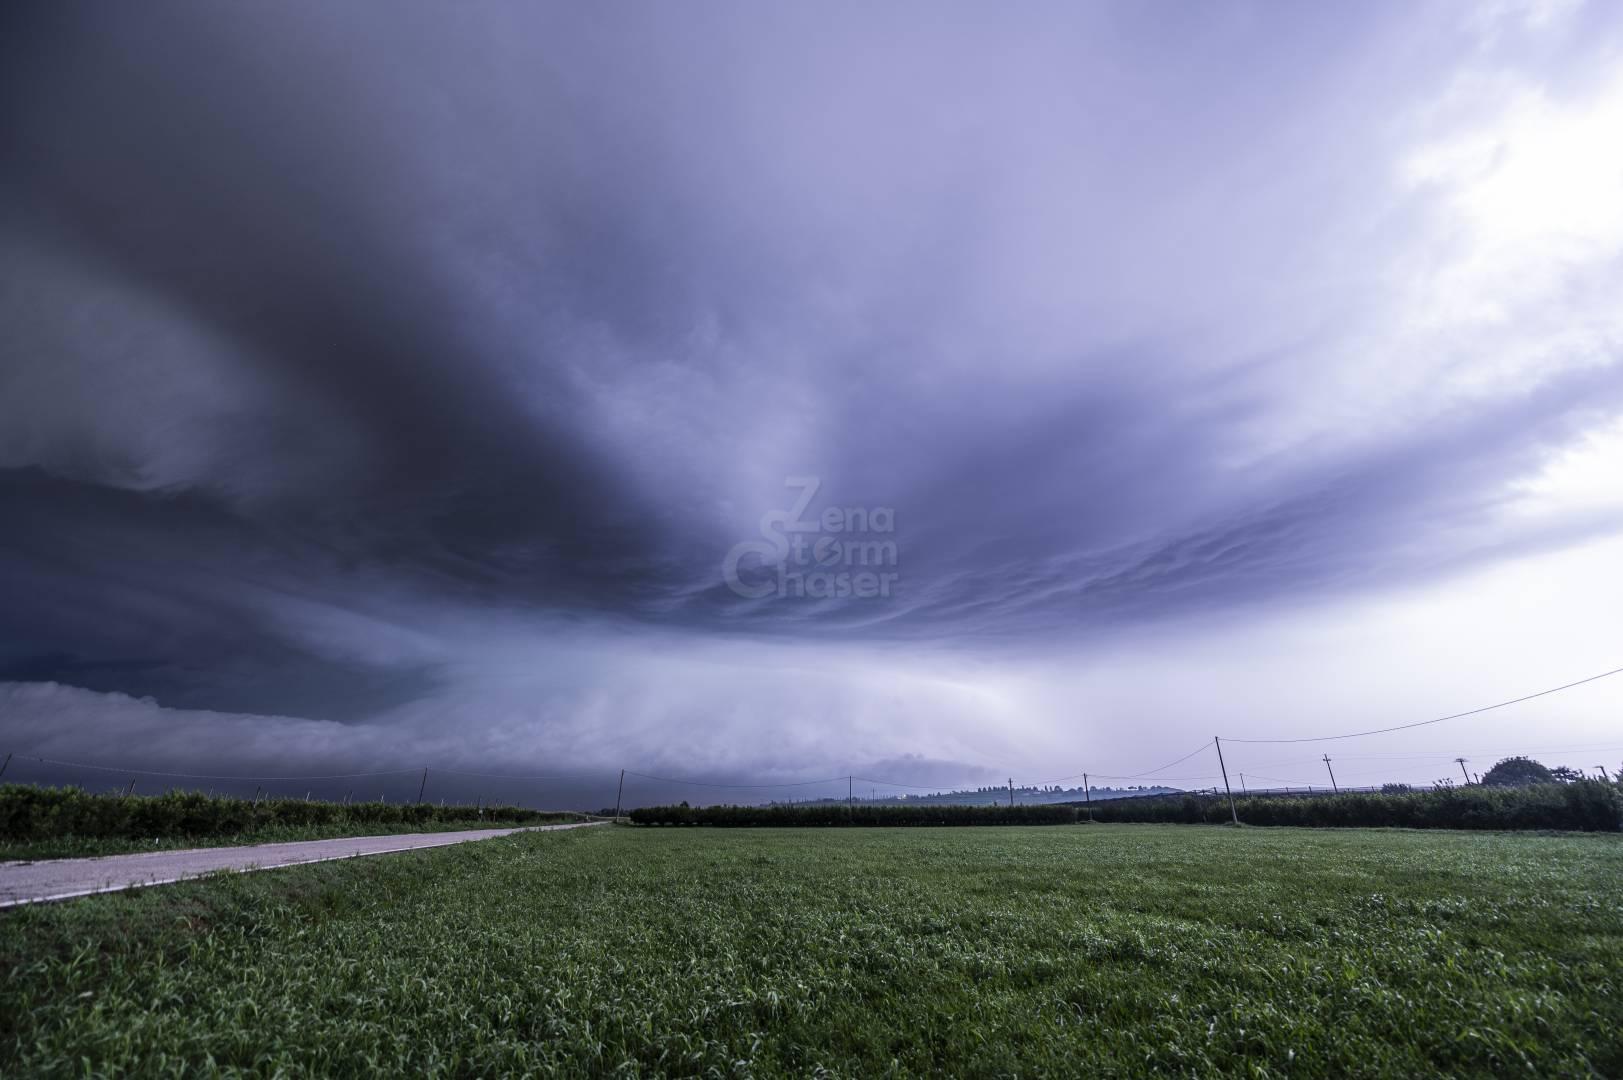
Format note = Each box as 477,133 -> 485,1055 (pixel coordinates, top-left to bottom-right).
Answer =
1214,737 -> 1239,825
125,778 -> 136,797
1240,773 -> 1247,795
1455,757 -> 1470,786
614,769 -> 625,822
1083,772 -> 1092,821
1008,778 -> 1014,807
0,752 -> 10,780
1597,765 -> 1612,781
848,775 -> 853,809
1322,755 -> 1339,794
418,767 -> 428,804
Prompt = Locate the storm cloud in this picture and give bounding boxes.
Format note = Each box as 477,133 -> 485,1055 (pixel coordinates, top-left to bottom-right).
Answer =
3,1 -> 1622,795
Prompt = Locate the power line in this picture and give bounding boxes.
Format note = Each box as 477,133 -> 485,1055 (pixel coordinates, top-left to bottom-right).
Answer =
1243,773 -> 1318,786
1030,740 -> 1215,787
1221,664 -> 1623,744
622,770 -> 851,789
852,775 -> 973,791
1089,772 -> 1219,783
1117,740 -> 1216,778
1239,744 -> 1623,770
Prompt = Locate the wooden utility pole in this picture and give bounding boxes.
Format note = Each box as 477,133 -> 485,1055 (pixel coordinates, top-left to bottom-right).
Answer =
1455,757 -> 1470,786
614,769 -> 625,822
1322,755 -> 1339,794
125,778 -> 136,797
1083,772 -> 1092,821
418,767 -> 428,803
1240,773 -> 1247,794
848,775 -> 853,810
1008,778 -> 1014,807
0,752 -> 11,780
1214,737 -> 1239,825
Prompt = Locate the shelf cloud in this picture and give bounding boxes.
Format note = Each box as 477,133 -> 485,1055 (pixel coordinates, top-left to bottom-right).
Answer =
3,1 -> 1621,790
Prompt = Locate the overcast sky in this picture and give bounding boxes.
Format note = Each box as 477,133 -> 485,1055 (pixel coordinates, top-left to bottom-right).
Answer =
3,1 -> 1622,805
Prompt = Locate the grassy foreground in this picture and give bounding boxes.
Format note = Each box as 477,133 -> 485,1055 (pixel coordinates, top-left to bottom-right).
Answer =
3,825 -> 1620,1076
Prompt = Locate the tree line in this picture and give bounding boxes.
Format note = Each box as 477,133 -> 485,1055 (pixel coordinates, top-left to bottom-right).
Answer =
0,784 -> 579,845
1083,780 -> 1621,831
629,803 -> 1080,826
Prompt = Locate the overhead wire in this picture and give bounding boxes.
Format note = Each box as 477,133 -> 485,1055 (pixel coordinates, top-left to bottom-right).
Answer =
1221,664 -> 1623,744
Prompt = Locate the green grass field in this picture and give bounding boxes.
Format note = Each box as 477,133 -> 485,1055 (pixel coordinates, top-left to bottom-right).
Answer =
3,824 -> 1620,1076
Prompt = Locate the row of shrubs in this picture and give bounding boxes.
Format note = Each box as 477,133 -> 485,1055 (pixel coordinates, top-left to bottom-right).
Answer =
1080,780 -> 1623,831
0,784 -> 579,843
628,803 -> 1080,826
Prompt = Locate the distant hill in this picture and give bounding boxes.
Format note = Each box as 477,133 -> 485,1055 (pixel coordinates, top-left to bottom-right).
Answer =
769,783 -> 1177,808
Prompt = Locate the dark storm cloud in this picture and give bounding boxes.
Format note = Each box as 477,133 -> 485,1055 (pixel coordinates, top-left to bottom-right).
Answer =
2,0 -> 1622,774
0,2 -> 714,708
1,4 -> 649,544
0,468 -> 449,717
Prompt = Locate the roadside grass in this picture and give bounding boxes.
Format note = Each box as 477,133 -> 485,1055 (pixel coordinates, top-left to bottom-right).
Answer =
2,825 -> 1620,1076
0,817 -> 582,862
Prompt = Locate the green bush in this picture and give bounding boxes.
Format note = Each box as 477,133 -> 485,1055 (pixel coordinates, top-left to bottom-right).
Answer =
628,803 -> 1079,826
0,784 -> 573,844
1082,781 -> 1623,831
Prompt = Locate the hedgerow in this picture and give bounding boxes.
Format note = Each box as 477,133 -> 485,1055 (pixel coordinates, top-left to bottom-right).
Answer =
0,784 -> 573,845
1081,781 -> 1622,831
628,802 -> 1079,826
